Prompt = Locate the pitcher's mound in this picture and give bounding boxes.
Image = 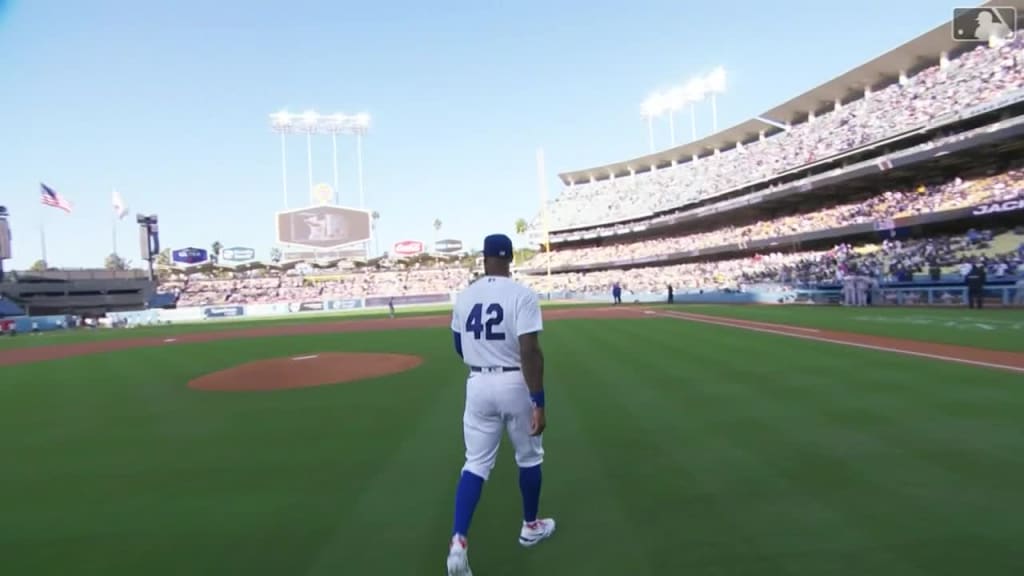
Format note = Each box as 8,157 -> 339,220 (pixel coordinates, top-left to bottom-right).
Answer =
188,352 -> 423,392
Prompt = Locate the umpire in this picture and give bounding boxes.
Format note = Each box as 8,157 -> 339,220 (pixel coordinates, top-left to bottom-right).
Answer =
965,262 -> 987,309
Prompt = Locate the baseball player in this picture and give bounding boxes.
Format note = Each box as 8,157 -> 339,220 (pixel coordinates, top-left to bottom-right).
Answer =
445,233 -> 554,576
388,297 -> 395,319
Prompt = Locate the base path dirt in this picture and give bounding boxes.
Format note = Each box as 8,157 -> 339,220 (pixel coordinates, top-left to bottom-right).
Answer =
0,306 -> 639,366
188,352 -> 422,392
654,310 -> 1024,374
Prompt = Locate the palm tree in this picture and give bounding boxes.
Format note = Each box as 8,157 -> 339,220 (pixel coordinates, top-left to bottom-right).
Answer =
29,259 -> 47,272
372,211 -> 381,257
211,241 -> 223,264
432,218 -> 442,262
155,248 -> 171,267
514,218 -> 528,237
104,253 -> 129,270
269,247 -> 282,263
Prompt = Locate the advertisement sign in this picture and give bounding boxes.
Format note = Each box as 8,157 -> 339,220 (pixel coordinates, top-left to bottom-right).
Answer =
203,305 -> 245,319
276,205 -> 371,249
172,247 -> 209,266
365,293 -> 449,307
435,238 -> 463,253
157,307 -> 204,323
289,301 -> 326,313
0,213 -> 10,260
220,247 -> 256,262
972,198 -> 1024,216
328,299 -> 363,311
392,240 -> 424,256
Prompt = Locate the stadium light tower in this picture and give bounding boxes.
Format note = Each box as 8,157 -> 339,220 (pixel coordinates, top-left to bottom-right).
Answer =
641,94 -> 663,153
353,113 -> 370,209
269,109 -> 371,208
666,86 -> 686,146
684,77 -> 707,142
705,66 -> 727,133
300,109 -> 319,198
270,110 -> 294,208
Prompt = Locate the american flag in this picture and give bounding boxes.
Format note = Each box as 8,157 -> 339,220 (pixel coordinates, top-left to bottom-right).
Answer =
40,183 -> 73,213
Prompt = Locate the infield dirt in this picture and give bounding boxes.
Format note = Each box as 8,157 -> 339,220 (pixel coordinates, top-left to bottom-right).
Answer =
188,352 -> 424,391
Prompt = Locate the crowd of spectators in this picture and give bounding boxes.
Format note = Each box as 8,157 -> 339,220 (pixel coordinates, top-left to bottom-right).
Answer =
523,167 -> 1024,270
169,266 -> 472,307
519,230 -> 1024,296
154,229 -> 1023,307
536,35 -> 1024,231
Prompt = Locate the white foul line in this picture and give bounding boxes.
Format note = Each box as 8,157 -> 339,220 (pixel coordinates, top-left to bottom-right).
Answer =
665,310 -> 821,333
656,310 -> 1024,374
292,354 -> 319,361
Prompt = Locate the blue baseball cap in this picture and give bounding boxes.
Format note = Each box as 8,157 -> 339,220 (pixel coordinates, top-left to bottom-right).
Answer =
482,234 -> 514,260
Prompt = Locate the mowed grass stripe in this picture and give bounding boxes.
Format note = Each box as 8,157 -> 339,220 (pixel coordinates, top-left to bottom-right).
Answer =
650,316 -> 1024,573
0,330 -> 455,575
3,318 -> 1024,574
552,318 -> 1024,573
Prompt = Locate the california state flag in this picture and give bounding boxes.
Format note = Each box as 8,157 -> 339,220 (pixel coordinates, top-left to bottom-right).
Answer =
112,189 -> 128,220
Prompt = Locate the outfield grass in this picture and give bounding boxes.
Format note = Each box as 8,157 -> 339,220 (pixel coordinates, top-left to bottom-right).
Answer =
669,304 -> 1024,352
2,313 -> 1022,575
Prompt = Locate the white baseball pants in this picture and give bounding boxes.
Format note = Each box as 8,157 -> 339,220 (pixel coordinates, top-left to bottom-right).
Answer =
461,370 -> 544,481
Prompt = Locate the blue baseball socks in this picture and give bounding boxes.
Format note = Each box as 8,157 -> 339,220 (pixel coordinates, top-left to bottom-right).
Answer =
519,464 -> 542,523
451,464 -> 544,538
452,470 -> 485,537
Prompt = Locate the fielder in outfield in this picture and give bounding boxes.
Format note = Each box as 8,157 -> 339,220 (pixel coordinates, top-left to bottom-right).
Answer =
445,233 -> 555,576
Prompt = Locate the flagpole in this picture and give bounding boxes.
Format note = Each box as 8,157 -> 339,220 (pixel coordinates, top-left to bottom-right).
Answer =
112,189 -> 118,258
40,223 -> 47,267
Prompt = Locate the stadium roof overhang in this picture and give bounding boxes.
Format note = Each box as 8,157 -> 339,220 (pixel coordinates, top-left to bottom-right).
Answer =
557,0 -> 1024,186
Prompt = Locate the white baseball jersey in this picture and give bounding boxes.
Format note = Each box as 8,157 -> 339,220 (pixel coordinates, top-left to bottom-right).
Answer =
451,276 -> 543,368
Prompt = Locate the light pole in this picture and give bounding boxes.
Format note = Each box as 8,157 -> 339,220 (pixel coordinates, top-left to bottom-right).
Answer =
641,94 -> 662,153
666,86 -> 686,147
270,111 -> 293,208
705,66 -> 727,133
684,77 -> 707,141
301,110 -> 317,202
353,113 -> 370,209
269,109 -> 371,213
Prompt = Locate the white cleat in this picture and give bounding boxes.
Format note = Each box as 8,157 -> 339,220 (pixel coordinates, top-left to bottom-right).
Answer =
518,518 -> 556,548
446,535 -> 473,576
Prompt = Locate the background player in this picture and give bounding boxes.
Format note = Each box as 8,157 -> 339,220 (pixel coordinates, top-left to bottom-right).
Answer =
445,233 -> 555,576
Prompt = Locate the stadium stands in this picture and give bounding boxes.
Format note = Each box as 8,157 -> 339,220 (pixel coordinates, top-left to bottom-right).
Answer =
517,230 -> 1024,296
169,266 -> 472,307
524,167 -> 1024,270
535,36 -> 1024,232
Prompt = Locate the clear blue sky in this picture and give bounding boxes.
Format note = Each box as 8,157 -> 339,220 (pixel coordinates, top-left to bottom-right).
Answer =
0,0 -> 959,269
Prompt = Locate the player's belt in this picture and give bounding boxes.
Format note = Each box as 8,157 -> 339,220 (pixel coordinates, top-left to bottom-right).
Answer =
469,366 -> 521,373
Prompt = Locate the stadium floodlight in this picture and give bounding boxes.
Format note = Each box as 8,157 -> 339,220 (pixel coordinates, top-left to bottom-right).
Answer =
270,110 -> 294,208
641,92 -> 667,153
704,67 -> 727,132
684,77 -> 707,141
666,86 -> 687,146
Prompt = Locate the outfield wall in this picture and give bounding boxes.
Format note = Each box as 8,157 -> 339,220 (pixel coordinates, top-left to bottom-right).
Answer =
5,283 -> 1021,334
